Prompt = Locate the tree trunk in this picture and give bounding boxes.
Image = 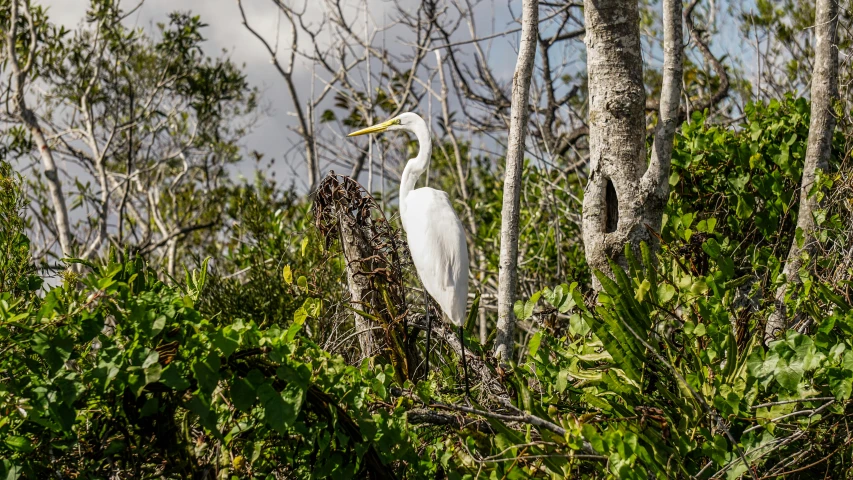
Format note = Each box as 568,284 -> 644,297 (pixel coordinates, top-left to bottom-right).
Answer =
339,213 -> 382,360
582,0 -> 681,290
5,0 -> 75,259
495,0 -> 538,362
765,0 -> 838,344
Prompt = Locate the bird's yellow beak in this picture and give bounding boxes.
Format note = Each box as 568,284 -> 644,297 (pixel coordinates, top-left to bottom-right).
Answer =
347,118 -> 400,137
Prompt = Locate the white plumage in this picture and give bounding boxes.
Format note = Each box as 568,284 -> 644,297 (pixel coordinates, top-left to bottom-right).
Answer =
402,187 -> 469,327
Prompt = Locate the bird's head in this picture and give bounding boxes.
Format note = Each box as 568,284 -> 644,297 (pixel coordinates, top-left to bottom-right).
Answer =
347,112 -> 425,137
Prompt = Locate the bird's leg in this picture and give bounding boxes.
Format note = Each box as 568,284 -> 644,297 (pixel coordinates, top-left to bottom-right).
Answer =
424,290 -> 431,378
459,325 -> 471,399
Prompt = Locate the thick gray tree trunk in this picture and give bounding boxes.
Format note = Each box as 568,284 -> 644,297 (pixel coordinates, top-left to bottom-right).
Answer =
582,0 -> 681,290
5,1 -> 74,259
495,0 -> 538,362
765,0 -> 838,344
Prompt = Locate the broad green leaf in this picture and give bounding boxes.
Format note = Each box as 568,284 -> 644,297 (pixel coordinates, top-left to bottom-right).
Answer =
150,315 -> 166,337
513,300 -> 526,321
4,436 -> 34,453
736,195 -> 753,219
829,368 -> 853,400
293,307 -> 308,326
192,352 -> 221,395
556,370 -> 569,393
658,284 -> 676,303
213,326 -> 241,358
160,364 -> 191,390
231,376 -> 257,413
527,332 -> 542,360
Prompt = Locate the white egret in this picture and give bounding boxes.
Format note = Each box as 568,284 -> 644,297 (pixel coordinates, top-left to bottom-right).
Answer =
348,112 -> 471,396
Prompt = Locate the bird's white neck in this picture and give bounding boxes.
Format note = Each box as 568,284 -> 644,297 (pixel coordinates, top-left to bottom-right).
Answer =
399,117 -> 431,219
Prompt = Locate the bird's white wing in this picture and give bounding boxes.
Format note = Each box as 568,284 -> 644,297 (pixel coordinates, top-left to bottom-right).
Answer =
402,188 -> 470,327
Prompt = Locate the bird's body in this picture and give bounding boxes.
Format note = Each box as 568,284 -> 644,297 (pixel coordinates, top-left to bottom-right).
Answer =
402,187 -> 469,328
348,112 -> 471,395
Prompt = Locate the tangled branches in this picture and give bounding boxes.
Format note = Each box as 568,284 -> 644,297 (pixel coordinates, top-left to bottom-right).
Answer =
313,172 -> 418,381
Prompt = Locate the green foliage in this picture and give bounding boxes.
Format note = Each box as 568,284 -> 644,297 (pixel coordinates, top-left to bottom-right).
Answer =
459,241 -> 853,478
420,99 -> 853,478
0,255 -> 428,478
667,98 -> 844,272
0,161 -> 41,295
197,175 -> 347,344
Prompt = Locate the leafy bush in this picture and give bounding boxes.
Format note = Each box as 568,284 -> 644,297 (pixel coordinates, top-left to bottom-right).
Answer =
0,160 -> 41,296
452,242 -> 853,478
666,97 -> 845,292
0,253 -> 429,478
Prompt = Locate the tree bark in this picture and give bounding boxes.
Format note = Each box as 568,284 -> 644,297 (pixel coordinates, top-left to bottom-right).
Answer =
339,213 -> 382,360
495,0 -> 538,362
765,0 -> 838,344
582,0 -> 681,290
5,0 -> 75,259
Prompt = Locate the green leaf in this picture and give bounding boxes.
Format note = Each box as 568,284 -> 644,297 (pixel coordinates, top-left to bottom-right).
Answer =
556,370 -> 569,393
140,397 -> 159,418
635,279 -> 651,302
213,326 -> 240,358
513,300 -> 526,321
293,307 -> 308,326
736,195 -> 753,219
523,291 -> 542,321
569,313 -> 590,336
658,284 -> 676,303
702,238 -> 722,258
557,283 -> 575,313
192,352 -> 221,395
795,227 -> 805,249
160,364 -> 191,390
257,383 -> 293,434
231,376 -> 257,413
828,368 -> 852,400
774,359 -> 803,390
415,379 -> 434,403
4,436 -> 34,453
690,279 -> 709,295
282,265 -> 293,285
303,297 -> 322,317
31,333 -> 74,373
151,315 -> 166,337
527,332 -> 542,360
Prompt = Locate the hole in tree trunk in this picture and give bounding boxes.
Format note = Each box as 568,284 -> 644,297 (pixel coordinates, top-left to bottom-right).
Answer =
605,177 -> 618,233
